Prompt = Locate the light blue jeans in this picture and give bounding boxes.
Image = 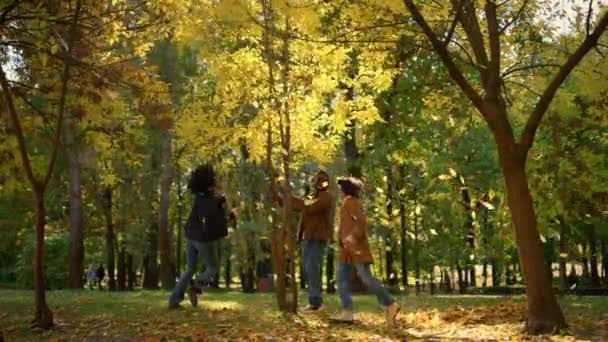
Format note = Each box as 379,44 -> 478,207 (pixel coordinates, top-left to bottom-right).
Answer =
302,240 -> 326,307
337,263 -> 394,310
169,239 -> 218,305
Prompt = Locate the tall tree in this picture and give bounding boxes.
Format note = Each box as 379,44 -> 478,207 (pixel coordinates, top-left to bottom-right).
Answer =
402,0 -> 608,333
0,0 -> 82,328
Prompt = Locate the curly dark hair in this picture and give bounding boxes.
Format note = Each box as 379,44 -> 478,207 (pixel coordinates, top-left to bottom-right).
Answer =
188,163 -> 216,194
337,176 -> 362,198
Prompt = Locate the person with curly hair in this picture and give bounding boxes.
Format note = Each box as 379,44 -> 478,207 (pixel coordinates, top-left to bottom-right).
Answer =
169,163 -> 229,309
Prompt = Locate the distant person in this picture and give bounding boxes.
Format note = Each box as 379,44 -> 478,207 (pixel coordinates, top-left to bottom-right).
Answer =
272,170 -> 334,311
96,264 -> 105,290
330,177 -> 400,326
87,263 -> 97,290
169,163 -> 230,309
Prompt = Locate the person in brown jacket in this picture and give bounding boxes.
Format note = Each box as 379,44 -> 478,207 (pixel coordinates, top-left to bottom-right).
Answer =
330,177 -> 400,326
272,170 -> 334,311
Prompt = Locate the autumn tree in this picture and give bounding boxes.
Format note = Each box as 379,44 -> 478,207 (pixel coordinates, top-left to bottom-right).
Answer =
401,0 -> 608,333
0,0 -> 83,328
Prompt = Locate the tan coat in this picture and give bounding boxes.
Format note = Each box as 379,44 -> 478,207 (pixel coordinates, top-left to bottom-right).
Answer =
290,190 -> 334,241
338,196 -> 373,264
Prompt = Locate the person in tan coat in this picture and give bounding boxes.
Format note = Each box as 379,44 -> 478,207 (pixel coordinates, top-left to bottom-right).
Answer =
272,170 -> 334,311
330,177 -> 400,326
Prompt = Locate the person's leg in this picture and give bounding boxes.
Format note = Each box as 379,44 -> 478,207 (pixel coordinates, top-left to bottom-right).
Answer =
337,263 -> 353,310
197,240 -> 219,287
306,240 -> 326,308
354,263 -> 394,307
169,240 -> 198,306
331,262 -> 354,322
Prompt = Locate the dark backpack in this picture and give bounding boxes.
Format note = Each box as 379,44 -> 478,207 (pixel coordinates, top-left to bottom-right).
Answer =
185,193 -> 228,242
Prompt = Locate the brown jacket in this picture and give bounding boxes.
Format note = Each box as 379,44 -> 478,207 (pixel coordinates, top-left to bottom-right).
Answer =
338,196 -> 373,264
290,190 -> 334,241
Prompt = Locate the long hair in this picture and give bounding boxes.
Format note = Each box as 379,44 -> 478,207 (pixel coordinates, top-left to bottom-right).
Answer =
188,163 -> 216,195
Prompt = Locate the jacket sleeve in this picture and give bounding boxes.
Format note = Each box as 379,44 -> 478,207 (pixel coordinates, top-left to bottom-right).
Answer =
301,191 -> 332,215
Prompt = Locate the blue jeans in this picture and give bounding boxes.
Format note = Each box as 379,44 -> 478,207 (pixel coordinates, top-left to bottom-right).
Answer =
302,240 -> 326,307
337,263 -> 394,310
169,239 -> 219,305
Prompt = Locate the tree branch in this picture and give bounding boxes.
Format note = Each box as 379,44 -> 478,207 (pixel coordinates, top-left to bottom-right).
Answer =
502,63 -> 561,79
403,0 -> 485,113
450,0 -> 489,82
585,0 -> 594,36
42,0 -> 83,190
443,0 -> 464,48
0,65 -> 40,191
499,0 -> 530,33
520,10 -> 608,151
485,0 -> 501,100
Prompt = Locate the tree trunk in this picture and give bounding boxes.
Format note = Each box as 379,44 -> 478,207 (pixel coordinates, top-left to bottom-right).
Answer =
385,167 -> 396,285
143,219 -> 159,289
399,175 -> 408,288
103,187 -> 116,291
558,217 -> 568,292
176,167 -> 184,274
601,240 -> 608,286
588,225 -> 600,286
482,261 -> 488,288
224,243 -> 232,289
581,243 -> 590,280
34,194 -> 53,328
127,253 -> 135,290
158,131 -> 175,290
456,264 -> 465,293
462,187 -> 476,288
498,145 -> 566,333
65,119 -> 84,289
491,258 -> 500,287
117,246 -> 127,291
414,199 -> 420,295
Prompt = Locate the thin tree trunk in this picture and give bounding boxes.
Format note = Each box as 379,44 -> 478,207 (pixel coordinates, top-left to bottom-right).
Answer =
399,169 -> 408,288
65,119 -> 84,289
103,187 -> 116,291
581,243 -> 590,280
385,167 -> 396,285
457,264 -> 465,293
602,238 -> 608,286
34,195 -> 53,328
117,246 -> 127,291
224,240 -> 232,289
482,261 -> 488,288
127,253 -> 135,290
462,187 -> 476,288
176,166 -> 184,273
588,225 -> 600,286
158,131 -> 174,290
143,219 -> 159,289
558,216 -> 568,292
414,191 -> 420,295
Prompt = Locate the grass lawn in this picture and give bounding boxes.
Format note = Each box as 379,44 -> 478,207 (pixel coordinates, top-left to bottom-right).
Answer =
1,289 -> 607,341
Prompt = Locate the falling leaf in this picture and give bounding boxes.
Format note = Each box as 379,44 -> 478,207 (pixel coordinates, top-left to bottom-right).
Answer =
430,229 -> 438,235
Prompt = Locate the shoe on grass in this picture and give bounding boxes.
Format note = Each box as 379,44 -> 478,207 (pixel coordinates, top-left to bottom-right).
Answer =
329,310 -> 354,323
188,286 -> 199,307
302,304 -> 324,312
384,303 -> 400,326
